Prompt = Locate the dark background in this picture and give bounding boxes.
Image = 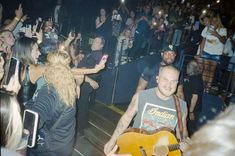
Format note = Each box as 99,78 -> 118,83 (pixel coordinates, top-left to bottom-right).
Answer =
1,0 -> 234,34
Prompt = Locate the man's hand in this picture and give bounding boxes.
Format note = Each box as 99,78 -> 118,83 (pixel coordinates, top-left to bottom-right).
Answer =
104,139 -> 116,155
179,137 -> 190,153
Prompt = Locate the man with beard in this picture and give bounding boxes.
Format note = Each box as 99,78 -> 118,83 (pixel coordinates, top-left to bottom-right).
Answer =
104,65 -> 188,155
135,44 -> 184,99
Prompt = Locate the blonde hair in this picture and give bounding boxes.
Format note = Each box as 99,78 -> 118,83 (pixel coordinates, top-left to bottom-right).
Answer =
212,14 -> 224,29
185,105 -> 235,156
0,90 -> 23,150
44,51 -> 76,107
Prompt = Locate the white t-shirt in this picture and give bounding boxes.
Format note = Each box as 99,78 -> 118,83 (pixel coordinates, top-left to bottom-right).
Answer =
201,26 -> 227,55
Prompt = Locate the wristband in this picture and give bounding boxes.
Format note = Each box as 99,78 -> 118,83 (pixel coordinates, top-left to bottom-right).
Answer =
14,17 -> 20,22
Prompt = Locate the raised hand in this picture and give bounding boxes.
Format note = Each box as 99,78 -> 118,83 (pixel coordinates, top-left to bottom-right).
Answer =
15,4 -> 23,19
24,25 -> 33,38
21,14 -> 28,23
35,29 -> 43,44
68,31 -> 76,41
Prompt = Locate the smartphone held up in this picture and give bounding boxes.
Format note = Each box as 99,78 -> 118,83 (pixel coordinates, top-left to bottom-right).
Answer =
23,109 -> 39,148
99,54 -> 108,64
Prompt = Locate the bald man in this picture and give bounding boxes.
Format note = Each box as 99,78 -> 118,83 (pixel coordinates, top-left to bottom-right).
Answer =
104,65 -> 188,155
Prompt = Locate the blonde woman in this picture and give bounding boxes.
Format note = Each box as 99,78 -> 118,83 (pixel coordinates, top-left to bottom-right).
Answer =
0,90 -> 23,151
199,13 -> 227,91
26,51 -> 77,156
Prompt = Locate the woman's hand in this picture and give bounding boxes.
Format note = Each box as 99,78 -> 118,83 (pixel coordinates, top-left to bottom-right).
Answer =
208,29 -> 219,38
15,4 -> 23,19
89,80 -> 99,89
95,63 -> 105,72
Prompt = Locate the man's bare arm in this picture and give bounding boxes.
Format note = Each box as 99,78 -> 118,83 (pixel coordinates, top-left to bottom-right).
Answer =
104,94 -> 139,155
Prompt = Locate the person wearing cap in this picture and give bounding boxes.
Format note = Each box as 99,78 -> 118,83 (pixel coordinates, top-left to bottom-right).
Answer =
135,44 -> 184,99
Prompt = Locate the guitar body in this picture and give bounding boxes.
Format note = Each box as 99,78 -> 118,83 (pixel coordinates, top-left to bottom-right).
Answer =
117,128 -> 181,156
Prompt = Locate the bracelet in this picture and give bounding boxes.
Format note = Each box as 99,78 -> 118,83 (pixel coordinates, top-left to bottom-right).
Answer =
20,19 -> 24,23
14,17 -> 20,22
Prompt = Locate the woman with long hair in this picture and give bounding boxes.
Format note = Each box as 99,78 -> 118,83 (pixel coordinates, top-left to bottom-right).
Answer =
14,36 -> 105,104
26,51 -> 77,156
0,90 -> 23,150
199,13 -> 227,92
13,37 -> 41,104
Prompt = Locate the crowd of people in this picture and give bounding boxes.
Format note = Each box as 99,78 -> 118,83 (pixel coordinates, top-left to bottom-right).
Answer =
1,0 -> 235,156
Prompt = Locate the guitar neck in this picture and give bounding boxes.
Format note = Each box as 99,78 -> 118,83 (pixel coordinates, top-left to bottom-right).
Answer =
168,144 -> 180,151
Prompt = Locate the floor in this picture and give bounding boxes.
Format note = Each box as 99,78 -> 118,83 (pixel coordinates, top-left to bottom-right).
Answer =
72,134 -> 104,156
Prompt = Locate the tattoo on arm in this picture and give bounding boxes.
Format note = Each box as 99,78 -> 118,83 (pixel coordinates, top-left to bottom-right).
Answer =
110,94 -> 138,141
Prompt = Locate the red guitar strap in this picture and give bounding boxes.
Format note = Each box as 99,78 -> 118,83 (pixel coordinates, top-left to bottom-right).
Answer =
173,95 -> 183,140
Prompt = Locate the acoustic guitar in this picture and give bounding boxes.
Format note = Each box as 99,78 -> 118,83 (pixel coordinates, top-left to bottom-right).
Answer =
116,128 -> 181,156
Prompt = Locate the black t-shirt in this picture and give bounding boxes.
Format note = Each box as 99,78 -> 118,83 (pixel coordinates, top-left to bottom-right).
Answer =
78,50 -> 102,68
78,50 -> 103,81
183,74 -> 204,113
141,62 -> 161,89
